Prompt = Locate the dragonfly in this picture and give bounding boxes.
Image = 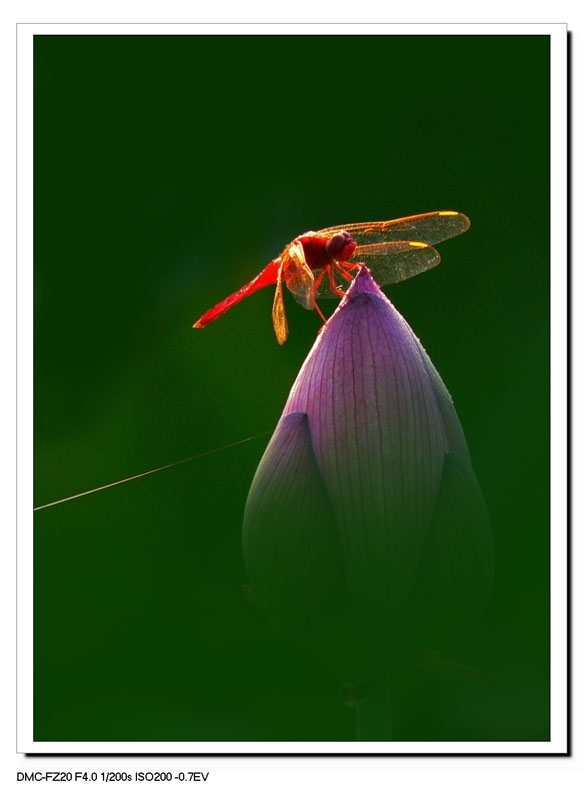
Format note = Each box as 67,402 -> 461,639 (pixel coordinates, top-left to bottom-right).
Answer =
193,210 -> 470,345
38,212 -> 471,510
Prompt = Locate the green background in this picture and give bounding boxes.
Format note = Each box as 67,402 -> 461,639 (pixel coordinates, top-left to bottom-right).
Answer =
34,34 -> 550,742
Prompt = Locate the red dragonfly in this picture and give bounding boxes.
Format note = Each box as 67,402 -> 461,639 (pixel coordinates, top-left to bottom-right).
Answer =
193,210 -> 470,345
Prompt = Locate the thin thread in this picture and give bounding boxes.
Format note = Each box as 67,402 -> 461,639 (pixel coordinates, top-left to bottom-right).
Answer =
33,430 -> 273,512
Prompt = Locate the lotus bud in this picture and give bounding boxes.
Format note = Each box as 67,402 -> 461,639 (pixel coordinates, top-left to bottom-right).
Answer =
243,266 -> 493,681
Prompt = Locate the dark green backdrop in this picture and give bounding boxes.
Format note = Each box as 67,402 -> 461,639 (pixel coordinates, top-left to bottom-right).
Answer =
34,34 -> 550,742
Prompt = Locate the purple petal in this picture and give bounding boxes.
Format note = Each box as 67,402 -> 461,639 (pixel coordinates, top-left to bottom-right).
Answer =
242,411 -> 345,636
407,451 -> 494,646
416,345 -> 470,460
283,267 -> 465,618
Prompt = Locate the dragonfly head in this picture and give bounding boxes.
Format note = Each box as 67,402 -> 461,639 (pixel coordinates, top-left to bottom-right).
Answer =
326,230 -> 356,262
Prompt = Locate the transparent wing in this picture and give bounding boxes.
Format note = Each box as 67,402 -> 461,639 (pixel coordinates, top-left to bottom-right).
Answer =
315,210 -> 470,246
314,241 -> 441,298
284,241 -> 316,310
271,264 -> 289,345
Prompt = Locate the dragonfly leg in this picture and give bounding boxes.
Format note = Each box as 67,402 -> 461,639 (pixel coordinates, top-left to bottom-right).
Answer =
310,269 -> 329,326
336,261 -> 358,283
312,267 -> 328,295
313,301 -> 327,324
327,264 -> 346,297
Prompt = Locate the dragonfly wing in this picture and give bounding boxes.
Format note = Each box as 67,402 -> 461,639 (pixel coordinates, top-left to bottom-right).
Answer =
314,241 -> 441,297
271,264 -> 289,345
283,241 -> 316,310
355,241 -> 441,286
315,210 -> 470,246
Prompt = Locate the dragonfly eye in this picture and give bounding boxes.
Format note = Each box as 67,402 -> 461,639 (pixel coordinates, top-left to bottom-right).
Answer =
327,231 -> 356,261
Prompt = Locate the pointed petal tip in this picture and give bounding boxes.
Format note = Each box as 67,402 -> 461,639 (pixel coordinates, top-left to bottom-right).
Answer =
347,264 -> 383,299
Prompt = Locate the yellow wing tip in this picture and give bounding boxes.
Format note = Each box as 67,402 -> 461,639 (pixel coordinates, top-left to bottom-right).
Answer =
438,210 -> 460,216
409,240 -> 429,248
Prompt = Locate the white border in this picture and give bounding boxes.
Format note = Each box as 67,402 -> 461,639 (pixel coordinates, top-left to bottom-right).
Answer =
17,22 -> 568,755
